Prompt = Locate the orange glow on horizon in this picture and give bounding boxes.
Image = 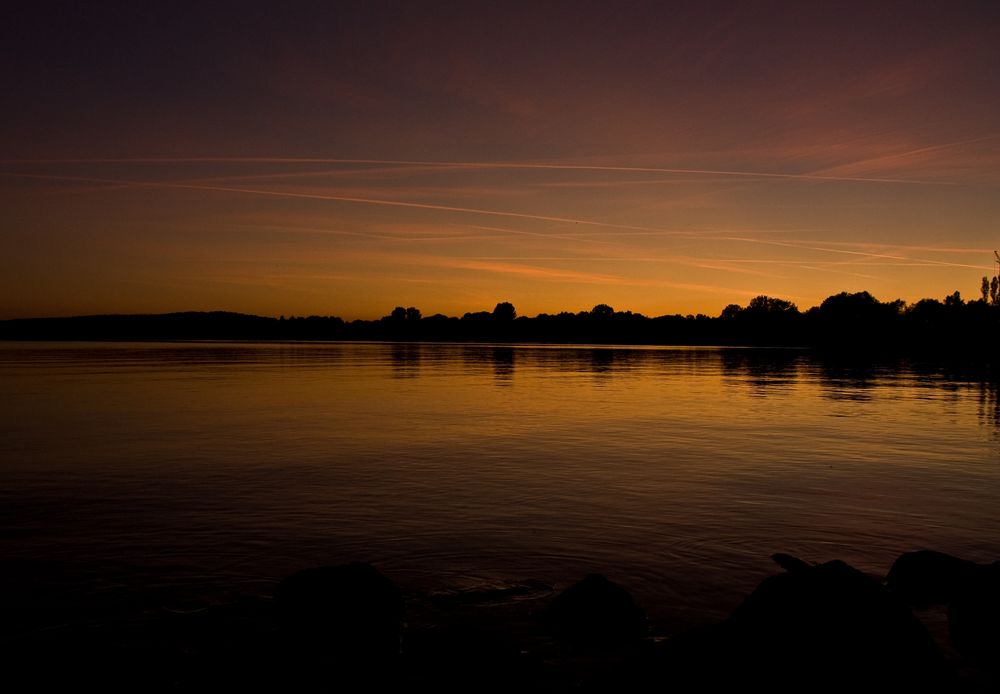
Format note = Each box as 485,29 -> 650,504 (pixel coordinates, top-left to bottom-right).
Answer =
2,3 -> 999,320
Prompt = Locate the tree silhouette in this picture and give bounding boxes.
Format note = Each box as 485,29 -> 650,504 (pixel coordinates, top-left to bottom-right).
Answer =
720,304 -> 743,320
6,287 -> 1000,352
493,302 -> 516,321
819,291 -> 884,322
745,295 -> 798,315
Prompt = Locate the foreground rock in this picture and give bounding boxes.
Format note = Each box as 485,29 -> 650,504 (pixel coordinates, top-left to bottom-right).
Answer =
886,550 -> 980,607
274,562 -> 404,684
538,573 -> 647,645
10,554 -> 995,691
887,550 -> 1000,666
658,554 -> 954,692
948,561 -> 1000,664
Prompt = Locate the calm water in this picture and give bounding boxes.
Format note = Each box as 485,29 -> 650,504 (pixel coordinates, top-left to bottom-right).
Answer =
3,342 -> 1000,630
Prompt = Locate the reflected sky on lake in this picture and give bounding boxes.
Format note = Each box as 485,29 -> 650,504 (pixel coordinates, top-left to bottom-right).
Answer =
1,342 -> 999,631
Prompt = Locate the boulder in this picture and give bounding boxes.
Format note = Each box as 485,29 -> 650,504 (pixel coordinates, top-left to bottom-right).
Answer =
274,562 -> 403,664
886,550 -> 979,607
948,561 -> 1000,664
405,624 -> 528,693
539,573 -> 647,645
713,554 -> 952,691
883,550 -> 1000,664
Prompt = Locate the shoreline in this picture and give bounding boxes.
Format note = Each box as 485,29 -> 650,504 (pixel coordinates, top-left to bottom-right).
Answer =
4,297 -> 1000,359
4,551 -> 997,692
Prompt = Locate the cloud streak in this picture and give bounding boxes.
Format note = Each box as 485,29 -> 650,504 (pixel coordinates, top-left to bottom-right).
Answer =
721,237 -> 991,271
807,135 -> 1000,179
8,170 -> 989,273
1,156 -> 971,185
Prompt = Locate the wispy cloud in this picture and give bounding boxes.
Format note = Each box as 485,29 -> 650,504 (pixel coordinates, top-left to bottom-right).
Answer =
807,135 -> 1000,180
722,236 -> 991,271
1,156 -> 969,185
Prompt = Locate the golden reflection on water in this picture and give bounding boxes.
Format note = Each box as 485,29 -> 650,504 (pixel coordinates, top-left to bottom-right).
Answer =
1,342 -> 999,628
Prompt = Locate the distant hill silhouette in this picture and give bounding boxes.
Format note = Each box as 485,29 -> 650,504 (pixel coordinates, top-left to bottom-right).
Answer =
3,291 -> 1000,356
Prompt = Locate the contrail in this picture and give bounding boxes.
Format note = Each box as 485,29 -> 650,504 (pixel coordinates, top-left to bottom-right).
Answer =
721,236 -> 990,271
0,156 -> 965,185
463,224 -> 636,246
0,171 -> 744,236
807,134 -> 1000,178
3,171 -> 990,272
797,264 -> 881,281
781,239 -> 994,255
0,171 -> 811,250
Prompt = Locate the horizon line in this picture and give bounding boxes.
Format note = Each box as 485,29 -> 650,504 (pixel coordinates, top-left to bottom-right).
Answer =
2,287 -> 990,323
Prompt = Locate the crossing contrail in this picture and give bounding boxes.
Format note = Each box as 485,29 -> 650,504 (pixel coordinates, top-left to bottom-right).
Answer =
806,134 -> 1000,179
721,236 -> 990,271
0,171 -> 743,235
0,156 -> 964,185
2,170 -> 989,272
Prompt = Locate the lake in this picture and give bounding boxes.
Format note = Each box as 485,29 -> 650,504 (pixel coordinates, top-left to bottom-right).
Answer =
2,341 -> 999,631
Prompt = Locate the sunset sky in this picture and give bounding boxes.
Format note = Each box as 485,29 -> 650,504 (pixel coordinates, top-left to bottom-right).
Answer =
2,1 -> 999,319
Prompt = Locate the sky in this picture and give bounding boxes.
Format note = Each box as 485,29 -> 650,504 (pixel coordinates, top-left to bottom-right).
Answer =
2,0 -> 999,320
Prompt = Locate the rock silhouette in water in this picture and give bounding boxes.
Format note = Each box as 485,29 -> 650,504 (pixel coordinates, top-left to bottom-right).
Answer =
886,550 -> 1000,665
886,550 -> 979,607
274,562 -> 403,684
538,573 -> 647,644
405,623 -> 530,693
669,554 -> 954,692
947,561 -> 1000,664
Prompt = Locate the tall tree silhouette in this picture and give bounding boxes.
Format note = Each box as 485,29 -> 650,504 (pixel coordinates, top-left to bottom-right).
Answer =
493,302 -> 516,321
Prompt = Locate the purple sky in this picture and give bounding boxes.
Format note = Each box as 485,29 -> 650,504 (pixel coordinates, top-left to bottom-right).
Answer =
3,1 -> 999,318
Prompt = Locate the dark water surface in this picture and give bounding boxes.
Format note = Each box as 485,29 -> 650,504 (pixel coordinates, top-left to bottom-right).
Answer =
3,342 -> 1000,631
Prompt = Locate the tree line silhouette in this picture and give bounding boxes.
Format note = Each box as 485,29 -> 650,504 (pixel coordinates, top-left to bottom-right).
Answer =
4,282 -> 1000,355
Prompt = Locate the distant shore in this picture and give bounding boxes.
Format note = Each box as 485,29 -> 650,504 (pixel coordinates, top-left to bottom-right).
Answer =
4,289 -> 1000,357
